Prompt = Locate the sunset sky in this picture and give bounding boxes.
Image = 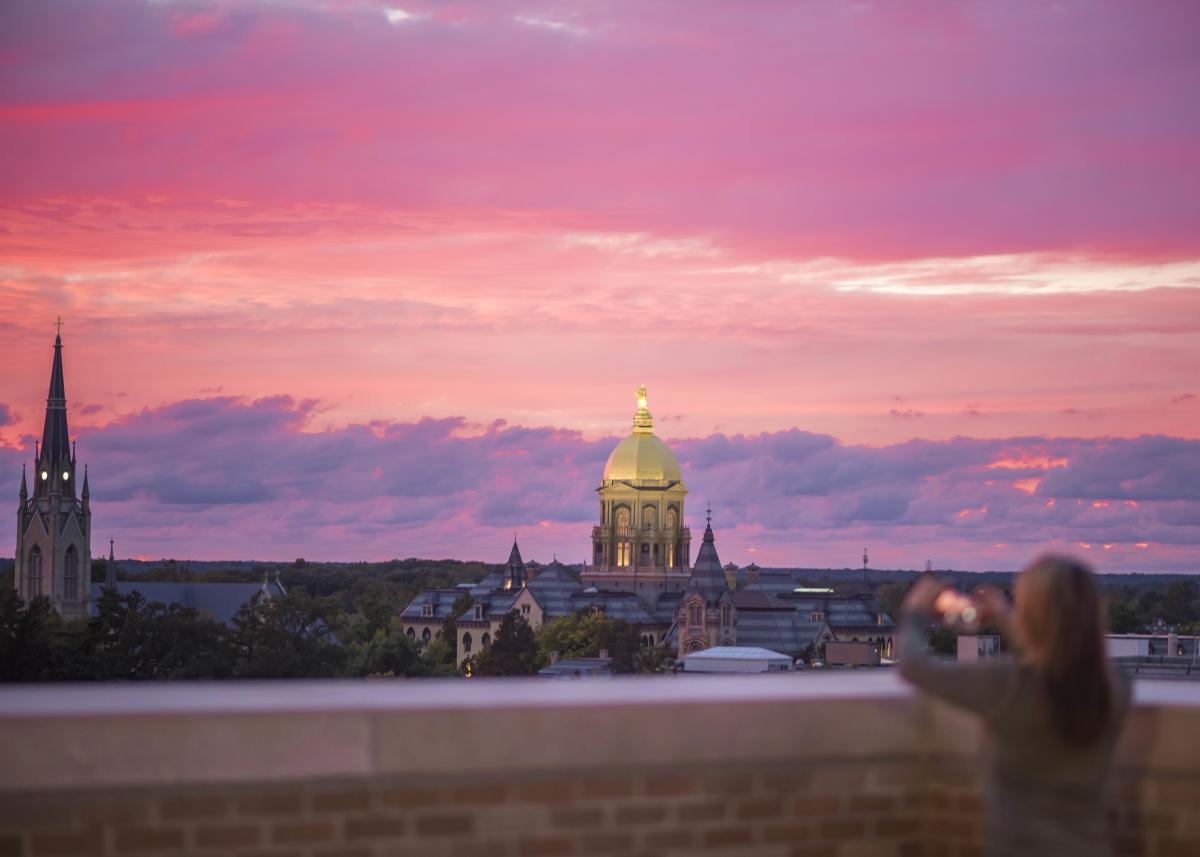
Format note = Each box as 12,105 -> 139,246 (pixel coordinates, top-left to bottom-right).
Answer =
1,0 -> 1198,570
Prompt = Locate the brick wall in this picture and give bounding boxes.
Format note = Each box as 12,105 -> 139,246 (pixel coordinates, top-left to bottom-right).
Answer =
0,759 -> 934,857
1,676 -> 1197,857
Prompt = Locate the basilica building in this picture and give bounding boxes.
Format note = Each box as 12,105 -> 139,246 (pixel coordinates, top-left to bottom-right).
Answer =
14,332 -> 92,619
400,386 -> 896,669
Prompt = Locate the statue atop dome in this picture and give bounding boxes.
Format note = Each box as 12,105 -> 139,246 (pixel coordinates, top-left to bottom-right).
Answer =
633,384 -> 653,435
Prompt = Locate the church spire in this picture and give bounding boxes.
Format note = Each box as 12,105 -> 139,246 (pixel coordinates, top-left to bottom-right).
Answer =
40,326 -> 71,465
105,539 -> 117,590
19,463 -> 27,502
632,385 -> 654,435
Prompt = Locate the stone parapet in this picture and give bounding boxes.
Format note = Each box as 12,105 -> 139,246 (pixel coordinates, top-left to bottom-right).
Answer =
0,674 -> 1197,856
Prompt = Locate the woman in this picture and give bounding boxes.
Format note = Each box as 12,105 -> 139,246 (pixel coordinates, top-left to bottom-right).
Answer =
898,555 -> 1130,857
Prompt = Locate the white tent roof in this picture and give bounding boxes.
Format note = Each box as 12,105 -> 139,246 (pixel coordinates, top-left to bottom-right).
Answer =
684,646 -> 791,661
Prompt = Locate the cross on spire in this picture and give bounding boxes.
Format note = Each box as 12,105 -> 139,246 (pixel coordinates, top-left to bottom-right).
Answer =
56,316 -> 63,337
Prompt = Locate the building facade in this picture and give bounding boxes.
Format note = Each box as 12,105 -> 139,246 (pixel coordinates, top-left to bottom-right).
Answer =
15,332 -> 92,618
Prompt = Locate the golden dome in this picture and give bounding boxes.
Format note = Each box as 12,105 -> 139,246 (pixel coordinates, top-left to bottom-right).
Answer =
601,386 -> 683,483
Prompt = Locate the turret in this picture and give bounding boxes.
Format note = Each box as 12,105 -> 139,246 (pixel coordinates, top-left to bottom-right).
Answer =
503,538 -> 528,590
19,463 -> 27,505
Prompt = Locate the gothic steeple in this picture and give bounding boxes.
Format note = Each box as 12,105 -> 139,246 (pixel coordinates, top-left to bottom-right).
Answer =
15,325 -> 92,617
41,332 -> 71,465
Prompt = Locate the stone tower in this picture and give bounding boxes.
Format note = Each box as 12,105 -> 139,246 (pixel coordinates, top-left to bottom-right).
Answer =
582,386 -> 691,598
15,331 -> 92,618
676,510 -> 736,656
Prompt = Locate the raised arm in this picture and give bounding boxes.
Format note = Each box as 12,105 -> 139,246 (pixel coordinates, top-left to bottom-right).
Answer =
896,577 -> 1019,717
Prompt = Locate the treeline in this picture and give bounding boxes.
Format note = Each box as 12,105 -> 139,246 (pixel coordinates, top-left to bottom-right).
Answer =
872,577 -> 1200,643
0,577 -> 665,682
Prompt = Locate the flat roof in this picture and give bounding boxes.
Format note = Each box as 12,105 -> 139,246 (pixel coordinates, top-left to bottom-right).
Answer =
684,646 -> 791,661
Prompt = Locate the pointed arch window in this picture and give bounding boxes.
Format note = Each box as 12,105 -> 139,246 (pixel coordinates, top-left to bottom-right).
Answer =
63,545 -> 79,601
482,632 -> 492,649
721,603 -> 732,628
687,603 -> 702,628
463,632 -> 473,654
421,627 -> 432,646
27,546 -> 43,597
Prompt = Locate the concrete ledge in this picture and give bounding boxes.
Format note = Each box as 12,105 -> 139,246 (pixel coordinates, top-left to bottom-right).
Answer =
2,673 -> 1197,793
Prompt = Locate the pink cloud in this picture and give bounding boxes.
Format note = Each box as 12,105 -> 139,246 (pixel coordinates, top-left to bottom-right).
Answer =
2,395 -> 1197,571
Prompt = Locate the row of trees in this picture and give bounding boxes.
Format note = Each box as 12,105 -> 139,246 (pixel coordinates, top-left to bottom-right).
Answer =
0,582 -> 459,682
0,578 -> 668,681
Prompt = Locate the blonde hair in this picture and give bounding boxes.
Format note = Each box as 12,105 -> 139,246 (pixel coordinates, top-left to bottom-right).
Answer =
1015,555 -> 1114,748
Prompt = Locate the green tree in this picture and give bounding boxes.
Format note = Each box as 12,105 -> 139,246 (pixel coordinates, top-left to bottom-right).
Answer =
432,592 -> 473,668
536,609 -> 642,673
1108,598 -> 1142,634
231,591 -> 345,678
0,590 -> 60,681
472,611 -> 540,677
346,619 -> 428,677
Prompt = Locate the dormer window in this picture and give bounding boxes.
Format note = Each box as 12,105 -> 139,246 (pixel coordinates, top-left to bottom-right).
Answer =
811,611 -> 824,622
421,604 -> 433,618
473,604 -> 483,620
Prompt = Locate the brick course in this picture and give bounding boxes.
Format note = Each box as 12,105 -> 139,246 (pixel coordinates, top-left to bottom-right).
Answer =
0,758 -> 1196,856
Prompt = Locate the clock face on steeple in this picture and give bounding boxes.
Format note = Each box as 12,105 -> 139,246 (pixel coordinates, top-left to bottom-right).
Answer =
40,470 -> 48,481
62,471 -> 70,481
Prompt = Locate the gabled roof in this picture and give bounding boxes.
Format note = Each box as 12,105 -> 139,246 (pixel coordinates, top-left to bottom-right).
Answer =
88,580 -> 286,627
526,560 -> 584,617
399,588 -> 466,622
456,590 -> 522,624
568,591 -> 656,625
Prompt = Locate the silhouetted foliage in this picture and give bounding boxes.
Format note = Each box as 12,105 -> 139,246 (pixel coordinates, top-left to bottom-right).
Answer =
537,608 -> 644,673
230,591 -> 344,678
471,612 -> 540,677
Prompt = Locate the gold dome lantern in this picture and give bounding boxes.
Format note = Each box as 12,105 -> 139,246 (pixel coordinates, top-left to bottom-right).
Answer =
602,386 -> 682,483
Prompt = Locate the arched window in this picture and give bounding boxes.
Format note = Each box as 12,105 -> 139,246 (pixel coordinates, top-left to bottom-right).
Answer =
63,545 -> 79,601
642,506 -> 656,531
721,603 -> 732,627
666,507 -> 677,531
640,543 -> 650,560
482,632 -> 492,648
688,603 -> 702,628
27,546 -> 43,597
462,632 -> 473,653
422,627 -> 432,645
615,506 -> 630,537
405,627 -> 416,639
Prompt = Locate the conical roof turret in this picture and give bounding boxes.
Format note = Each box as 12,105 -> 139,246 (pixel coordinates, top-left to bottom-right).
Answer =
503,538 -> 527,589
688,508 -> 729,602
